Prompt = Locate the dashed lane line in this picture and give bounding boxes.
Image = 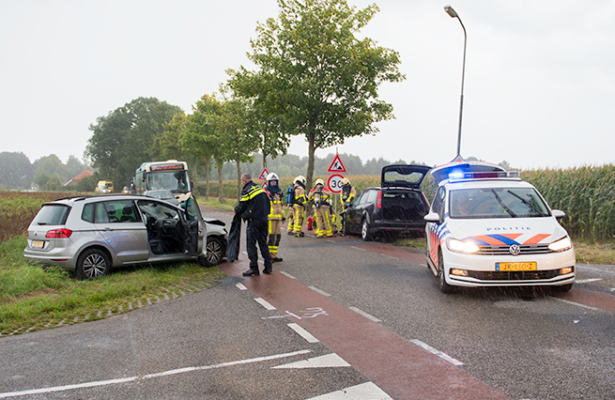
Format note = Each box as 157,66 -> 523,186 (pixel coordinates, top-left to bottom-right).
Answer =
348,307 -> 381,323
288,323 -> 320,343
0,350 -> 312,399
575,278 -> 603,284
279,271 -> 297,280
552,297 -> 600,311
410,339 -> 464,366
309,286 -> 331,297
254,297 -> 276,310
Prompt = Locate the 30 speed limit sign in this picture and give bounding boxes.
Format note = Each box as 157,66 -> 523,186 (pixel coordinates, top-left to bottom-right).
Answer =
327,174 -> 344,194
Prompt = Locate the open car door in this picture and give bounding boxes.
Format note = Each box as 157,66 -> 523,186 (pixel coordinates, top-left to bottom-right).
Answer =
184,195 -> 206,256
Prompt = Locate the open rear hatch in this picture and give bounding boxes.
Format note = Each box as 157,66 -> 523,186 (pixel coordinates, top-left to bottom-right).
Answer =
381,164 -> 431,189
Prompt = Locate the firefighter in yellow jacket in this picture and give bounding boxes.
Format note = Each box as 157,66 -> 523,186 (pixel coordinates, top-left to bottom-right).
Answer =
340,177 -> 357,235
291,176 -> 308,237
265,172 -> 284,262
285,180 -> 296,235
308,179 -> 334,238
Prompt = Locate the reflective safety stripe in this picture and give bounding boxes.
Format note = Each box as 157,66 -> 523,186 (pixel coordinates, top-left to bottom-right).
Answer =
240,186 -> 266,202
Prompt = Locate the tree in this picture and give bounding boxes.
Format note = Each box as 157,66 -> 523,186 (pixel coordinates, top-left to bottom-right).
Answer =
85,97 -> 182,190
0,152 -> 32,189
229,0 -> 404,189
32,154 -> 69,186
217,92 -> 258,198
185,94 -> 228,201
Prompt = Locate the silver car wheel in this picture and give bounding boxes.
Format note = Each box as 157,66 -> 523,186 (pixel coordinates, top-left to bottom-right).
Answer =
206,237 -> 223,266
77,249 -> 110,280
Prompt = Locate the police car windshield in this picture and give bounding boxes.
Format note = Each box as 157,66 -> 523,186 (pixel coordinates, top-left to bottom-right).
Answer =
449,188 -> 550,219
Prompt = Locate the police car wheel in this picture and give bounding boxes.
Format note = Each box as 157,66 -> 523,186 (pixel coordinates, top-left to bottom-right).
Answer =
437,250 -> 455,294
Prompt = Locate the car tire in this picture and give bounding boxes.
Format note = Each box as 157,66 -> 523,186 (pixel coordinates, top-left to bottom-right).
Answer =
76,248 -> 111,280
361,219 -> 372,241
437,250 -> 455,294
552,283 -> 573,292
205,236 -> 224,266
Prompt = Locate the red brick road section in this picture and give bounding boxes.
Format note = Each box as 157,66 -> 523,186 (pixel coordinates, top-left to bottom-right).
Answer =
220,258 -> 511,400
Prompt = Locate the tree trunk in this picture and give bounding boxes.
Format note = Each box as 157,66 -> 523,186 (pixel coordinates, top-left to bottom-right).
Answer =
307,131 -> 316,191
191,158 -> 199,196
205,156 -> 211,200
262,152 -> 267,170
236,155 -> 242,200
217,165 -> 224,203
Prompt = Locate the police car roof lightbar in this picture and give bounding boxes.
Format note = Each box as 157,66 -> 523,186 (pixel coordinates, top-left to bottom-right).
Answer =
448,170 -> 520,181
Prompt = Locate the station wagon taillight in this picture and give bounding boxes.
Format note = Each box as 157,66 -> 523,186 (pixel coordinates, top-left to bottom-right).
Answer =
377,190 -> 383,209
45,229 -> 73,238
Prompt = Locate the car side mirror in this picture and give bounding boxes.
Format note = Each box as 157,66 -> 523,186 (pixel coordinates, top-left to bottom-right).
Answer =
424,212 -> 441,224
552,210 -> 565,219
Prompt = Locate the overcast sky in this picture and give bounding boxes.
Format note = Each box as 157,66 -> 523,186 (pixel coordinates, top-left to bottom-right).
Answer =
1,0 -> 613,171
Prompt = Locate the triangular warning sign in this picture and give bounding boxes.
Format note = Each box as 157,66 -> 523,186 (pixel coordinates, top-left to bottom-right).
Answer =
258,168 -> 269,180
326,154 -> 348,173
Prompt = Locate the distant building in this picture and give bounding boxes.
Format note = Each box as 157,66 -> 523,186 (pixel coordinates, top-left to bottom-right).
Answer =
64,170 -> 95,186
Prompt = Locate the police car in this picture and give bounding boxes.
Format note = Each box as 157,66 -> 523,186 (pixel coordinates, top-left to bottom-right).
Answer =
424,160 -> 576,293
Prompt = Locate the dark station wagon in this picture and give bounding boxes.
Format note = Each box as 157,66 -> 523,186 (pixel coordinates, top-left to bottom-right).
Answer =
341,164 -> 432,240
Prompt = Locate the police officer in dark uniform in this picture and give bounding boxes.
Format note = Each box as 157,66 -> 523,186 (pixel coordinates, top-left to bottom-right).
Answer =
234,173 -> 273,276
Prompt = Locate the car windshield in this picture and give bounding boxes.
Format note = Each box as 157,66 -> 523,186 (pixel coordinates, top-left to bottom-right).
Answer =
449,187 -> 551,219
33,204 -> 70,225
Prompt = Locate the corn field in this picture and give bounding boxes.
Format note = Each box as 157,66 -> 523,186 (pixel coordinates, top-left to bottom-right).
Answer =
522,165 -> 615,241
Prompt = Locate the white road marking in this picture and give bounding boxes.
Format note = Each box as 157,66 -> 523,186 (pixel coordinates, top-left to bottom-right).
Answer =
305,382 -> 393,400
254,297 -> 276,310
0,350 -> 312,399
350,246 -> 367,251
236,283 -> 247,290
279,271 -> 297,279
308,286 -> 331,297
288,323 -> 320,343
410,339 -> 464,366
349,306 -> 381,322
272,353 -> 350,369
552,297 -> 600,311
575,278 -> 603,284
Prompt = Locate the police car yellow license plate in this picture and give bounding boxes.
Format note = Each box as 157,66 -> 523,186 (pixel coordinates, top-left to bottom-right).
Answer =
496,262 -> 537,271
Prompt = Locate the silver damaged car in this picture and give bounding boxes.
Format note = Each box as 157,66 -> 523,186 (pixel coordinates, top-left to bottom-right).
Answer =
24,194 -> 227,279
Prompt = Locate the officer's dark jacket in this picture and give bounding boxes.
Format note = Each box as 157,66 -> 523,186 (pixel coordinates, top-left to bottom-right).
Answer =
234,181 -> 270,221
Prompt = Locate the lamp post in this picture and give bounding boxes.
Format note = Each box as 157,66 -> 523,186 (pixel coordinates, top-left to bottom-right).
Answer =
444,5 -> 467,157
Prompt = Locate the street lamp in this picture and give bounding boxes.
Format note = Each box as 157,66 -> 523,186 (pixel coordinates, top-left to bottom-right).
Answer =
444,5 -> 467,157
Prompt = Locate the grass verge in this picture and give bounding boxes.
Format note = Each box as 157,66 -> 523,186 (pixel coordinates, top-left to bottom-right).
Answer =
0,236 -> 225,337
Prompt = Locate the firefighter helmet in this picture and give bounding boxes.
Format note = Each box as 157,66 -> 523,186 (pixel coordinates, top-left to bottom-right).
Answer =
315,179 -> 325,187
266,172 -> 280,193
294,175 -> 306,186
341,177 -> 350,186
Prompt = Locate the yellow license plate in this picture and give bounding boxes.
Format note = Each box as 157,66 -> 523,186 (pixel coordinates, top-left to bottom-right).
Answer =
31,240 -> 44,249
496,262 -> 537,271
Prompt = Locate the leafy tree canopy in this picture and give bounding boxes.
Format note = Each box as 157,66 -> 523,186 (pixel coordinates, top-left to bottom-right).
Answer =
85,97 -> 183,189
229,0 -> 404,188
0,152 -> 33,190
